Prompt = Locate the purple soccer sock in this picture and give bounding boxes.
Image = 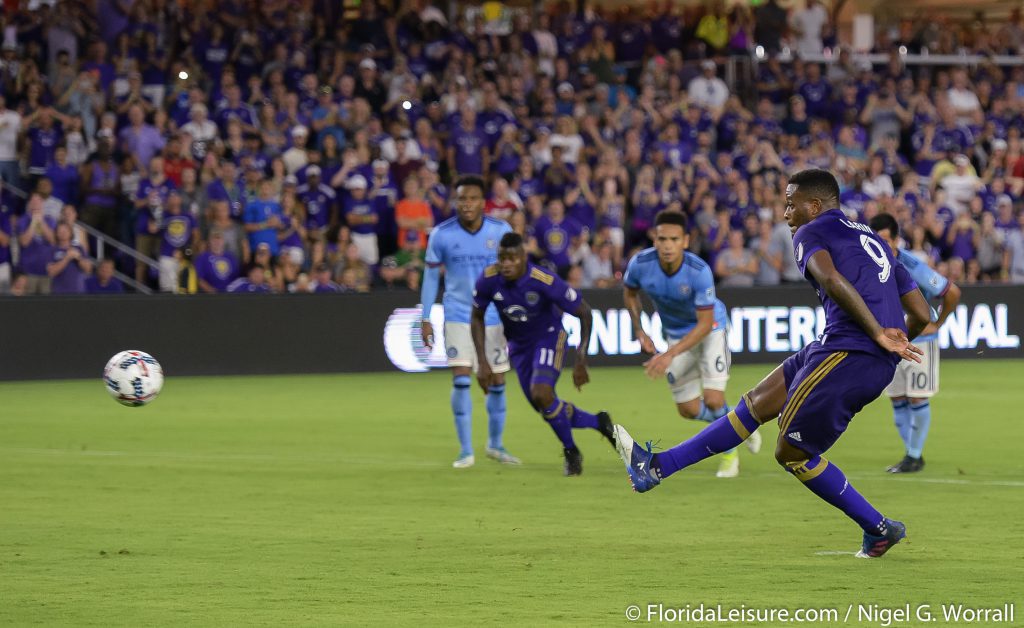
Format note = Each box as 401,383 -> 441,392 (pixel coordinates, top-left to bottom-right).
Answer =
566,403 -> 599,430
653,398 -> 761,478
788,456 -> 887,535
542,399 -> 577,449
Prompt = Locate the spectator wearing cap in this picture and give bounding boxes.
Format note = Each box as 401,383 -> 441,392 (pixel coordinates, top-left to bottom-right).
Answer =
157,192 -> 199,293
354,58 -> 387,115
982,138 -> 1010,184
244,179 -> 286,258
342,175 -> 381,265
296,165 -> 337,243
554,82 -> 576,117
688,60 -> 729,111
938,155 -> 983,215
282,126 -> 310,175
309,262 -> 343,293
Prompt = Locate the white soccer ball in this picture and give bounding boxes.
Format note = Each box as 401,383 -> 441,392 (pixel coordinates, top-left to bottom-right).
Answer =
104,350 -> 164,407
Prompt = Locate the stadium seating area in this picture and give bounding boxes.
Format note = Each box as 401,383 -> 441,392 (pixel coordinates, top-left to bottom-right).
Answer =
1,0 -> 1023,295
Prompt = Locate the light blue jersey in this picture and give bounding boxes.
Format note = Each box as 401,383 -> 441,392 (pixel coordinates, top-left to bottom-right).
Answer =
897,249 -> 948,343
623,249 -> 728,338
425,216 -> 511,325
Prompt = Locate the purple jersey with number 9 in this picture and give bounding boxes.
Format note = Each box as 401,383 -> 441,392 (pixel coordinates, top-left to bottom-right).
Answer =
792,209 -> 918,362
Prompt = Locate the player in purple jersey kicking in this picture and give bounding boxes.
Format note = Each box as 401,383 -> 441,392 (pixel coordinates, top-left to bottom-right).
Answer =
472,232 -> 615,476
613,169 -> 933,558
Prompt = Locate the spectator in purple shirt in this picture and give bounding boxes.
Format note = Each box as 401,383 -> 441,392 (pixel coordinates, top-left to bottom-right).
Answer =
85,258 -> 125,293
447,106 -> 488,177
157,192 -> 198,293
16,194 -> 57,294
531,198 -> 583,277
47,222 -> 93,294
45,146 -> 80,204
195,230 -> 240,293
119,104 -> 165,168
24,108 -> 65,178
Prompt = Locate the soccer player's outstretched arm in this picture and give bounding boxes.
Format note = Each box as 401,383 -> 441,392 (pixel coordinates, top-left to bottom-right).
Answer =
806,249 -> 922,363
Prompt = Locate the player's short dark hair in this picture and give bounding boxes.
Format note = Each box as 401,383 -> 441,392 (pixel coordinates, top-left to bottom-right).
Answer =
654,210 -> 688,230
454,175 -> 486,194
869,212 -> 900,238
499,232 -> 524,249
788,169 -> 840,203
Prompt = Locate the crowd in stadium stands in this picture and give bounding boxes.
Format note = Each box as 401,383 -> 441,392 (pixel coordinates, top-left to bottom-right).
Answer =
1,0 -> 1024,295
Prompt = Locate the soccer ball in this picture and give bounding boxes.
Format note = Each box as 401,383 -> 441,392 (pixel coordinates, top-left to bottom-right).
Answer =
104,350 -> 164,407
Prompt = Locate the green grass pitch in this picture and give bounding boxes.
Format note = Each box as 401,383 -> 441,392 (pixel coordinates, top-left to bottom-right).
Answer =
2,360 -> 1023,626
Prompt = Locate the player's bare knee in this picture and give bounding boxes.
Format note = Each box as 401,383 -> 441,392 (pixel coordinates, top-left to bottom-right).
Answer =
703,391 -> 726,412
530,386 -> 555,413
774,439 -> 807,466
676,400 -> 700,419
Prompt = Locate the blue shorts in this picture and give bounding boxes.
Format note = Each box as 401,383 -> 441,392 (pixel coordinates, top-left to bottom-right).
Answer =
509,329 -> 568,402
779,342 -> 897,457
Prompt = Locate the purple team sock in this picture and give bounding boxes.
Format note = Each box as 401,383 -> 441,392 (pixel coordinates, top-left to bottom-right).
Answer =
653,398 -> 761,478
542,399 -> 577,448
566,403 -> 600,430
788,456 -> 887,535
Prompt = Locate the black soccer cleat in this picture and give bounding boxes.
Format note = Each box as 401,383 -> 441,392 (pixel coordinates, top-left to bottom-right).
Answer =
887,455 -> 924,474
597,411 -> 616,449
563,446 -> 583,476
